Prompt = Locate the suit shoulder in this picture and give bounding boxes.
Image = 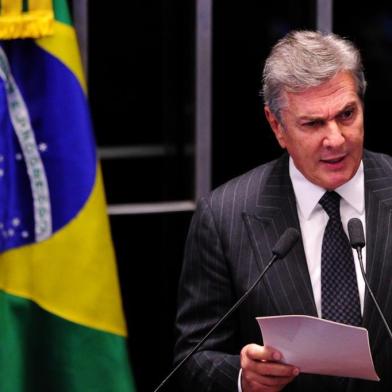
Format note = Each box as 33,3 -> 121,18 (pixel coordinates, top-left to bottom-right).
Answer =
200,156 -> 284,212
364,150 -> 392,175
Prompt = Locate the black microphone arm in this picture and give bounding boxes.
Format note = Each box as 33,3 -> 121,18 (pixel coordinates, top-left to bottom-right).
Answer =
153,227 -> 300,392
347,218 -> 392,341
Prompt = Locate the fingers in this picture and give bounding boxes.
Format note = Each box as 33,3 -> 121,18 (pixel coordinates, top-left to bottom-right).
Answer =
241,370 -> 298,391
242,345 -> 298,377
243,371 -> 296,390
240,344 -> 299,392
244,344 -> 282,363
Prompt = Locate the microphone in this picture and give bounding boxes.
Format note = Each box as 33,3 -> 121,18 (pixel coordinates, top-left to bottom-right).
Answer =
347,218 -> 392,341
153,227 -> 300,392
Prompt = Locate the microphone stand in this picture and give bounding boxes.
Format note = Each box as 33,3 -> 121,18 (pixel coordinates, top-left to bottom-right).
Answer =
353,243 -> 392,341
348,218 -> 392,341
153,227 -> 299,392
153,254 -> 279,392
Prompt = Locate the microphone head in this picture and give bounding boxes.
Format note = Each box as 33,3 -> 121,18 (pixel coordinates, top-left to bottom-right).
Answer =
348,218 -> 365,249
272,228 -> 300,259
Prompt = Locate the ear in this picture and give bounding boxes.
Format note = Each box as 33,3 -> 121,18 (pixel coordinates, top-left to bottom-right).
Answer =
264,106 -> 287,149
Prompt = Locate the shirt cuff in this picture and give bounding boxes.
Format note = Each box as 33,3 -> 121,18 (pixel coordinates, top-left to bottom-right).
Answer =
238,368 -> 243,392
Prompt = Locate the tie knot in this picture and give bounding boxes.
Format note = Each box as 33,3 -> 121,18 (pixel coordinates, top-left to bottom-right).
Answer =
319,191 -> 341,220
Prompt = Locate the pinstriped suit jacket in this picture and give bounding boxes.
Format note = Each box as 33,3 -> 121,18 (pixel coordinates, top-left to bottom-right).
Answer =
174,150 -> 392,391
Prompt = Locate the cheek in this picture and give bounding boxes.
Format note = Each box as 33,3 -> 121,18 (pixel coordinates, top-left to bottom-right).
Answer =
292,138 -> 321,158
284,128 -> 324,159
346,119 -> 364,140
345,130 -> 364,153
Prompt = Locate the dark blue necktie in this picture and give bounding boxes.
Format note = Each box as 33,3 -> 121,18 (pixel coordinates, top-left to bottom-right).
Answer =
319,191 -> 362,326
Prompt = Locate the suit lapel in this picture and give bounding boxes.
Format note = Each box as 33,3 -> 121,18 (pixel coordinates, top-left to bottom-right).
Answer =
242,155 -> 317,317
362,151 -> 392,353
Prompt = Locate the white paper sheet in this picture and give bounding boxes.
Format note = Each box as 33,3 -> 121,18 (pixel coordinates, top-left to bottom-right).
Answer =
256,315 -> 379,381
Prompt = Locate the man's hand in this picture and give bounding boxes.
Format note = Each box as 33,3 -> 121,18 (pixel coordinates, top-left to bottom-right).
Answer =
240,344 -> 299,391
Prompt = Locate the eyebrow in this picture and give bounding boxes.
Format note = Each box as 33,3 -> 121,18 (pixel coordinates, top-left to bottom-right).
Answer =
298,102 -> 357,122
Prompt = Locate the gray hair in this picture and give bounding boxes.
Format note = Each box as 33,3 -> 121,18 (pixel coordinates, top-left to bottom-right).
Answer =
262,30 -> 367,121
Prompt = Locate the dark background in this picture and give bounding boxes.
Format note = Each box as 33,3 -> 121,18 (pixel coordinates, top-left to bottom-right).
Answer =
82,2 -> 392,391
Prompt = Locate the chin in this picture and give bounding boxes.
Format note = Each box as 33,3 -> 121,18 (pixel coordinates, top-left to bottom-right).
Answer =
322,176 -> 352,190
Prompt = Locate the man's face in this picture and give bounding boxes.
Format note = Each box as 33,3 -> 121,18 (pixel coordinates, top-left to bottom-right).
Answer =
265,71 -> 364,190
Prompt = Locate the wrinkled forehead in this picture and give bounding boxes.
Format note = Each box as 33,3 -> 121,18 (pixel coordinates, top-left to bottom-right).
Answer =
280,72 -> 362,118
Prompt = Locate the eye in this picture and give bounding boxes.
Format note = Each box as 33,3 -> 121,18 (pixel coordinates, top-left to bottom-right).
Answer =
339,108 -> 355,121
303,119 -> 324,128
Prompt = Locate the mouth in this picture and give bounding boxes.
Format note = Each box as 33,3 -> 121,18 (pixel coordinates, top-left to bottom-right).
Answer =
320,155 -> 346,164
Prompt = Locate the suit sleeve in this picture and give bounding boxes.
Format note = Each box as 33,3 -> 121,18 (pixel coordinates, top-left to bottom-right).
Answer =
174,196 -> 241,391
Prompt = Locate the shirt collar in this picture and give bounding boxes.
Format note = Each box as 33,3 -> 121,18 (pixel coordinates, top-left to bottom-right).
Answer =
289,157 -> 364,220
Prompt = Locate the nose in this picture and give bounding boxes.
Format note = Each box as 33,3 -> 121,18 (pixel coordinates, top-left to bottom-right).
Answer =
322,120 -> 345,149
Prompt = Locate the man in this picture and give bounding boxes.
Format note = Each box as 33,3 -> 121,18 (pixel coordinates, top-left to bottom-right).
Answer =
174,30 -> 392,391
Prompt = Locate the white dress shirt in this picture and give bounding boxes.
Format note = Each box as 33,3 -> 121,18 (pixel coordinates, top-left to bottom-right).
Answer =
238,157 -> 366,391
289,157 -> 366,316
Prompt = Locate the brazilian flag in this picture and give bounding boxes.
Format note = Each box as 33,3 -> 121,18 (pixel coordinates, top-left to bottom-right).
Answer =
0,0 -> 135,391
